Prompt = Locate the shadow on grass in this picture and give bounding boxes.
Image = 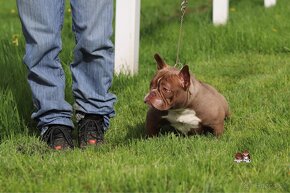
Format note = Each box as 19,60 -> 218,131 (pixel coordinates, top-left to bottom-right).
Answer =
124,122 -> 146,142
123,122 -> 184,144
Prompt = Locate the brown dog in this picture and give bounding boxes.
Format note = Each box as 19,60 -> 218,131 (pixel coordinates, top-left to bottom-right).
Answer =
144,54 -> 229,137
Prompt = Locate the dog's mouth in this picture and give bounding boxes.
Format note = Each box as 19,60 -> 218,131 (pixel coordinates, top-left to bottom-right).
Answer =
144,98 -> 171,111
144,100 -> 153,108
144,89 -> 172,111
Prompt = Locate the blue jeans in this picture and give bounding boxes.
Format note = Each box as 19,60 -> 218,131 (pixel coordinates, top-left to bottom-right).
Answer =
17,0 -> 116,132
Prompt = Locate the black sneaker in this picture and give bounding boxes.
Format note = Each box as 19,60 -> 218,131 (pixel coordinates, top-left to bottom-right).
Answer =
41,125 -> 74,150
77,114 -> 105,148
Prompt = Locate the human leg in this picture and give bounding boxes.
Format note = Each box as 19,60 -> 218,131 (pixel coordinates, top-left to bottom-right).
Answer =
70,0 -> 116,147
17,1 -> 75,149
70,0 -> 116,129
17,0 -> 74,131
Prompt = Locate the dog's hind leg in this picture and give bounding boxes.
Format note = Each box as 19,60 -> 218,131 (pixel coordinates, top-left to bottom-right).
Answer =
213,122 -> 225,137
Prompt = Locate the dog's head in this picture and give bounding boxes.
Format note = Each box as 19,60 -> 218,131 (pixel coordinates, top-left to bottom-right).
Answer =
144,53 -> 191,111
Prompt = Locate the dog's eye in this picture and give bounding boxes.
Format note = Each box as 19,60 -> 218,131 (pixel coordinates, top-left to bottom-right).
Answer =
163,87 -> 171,93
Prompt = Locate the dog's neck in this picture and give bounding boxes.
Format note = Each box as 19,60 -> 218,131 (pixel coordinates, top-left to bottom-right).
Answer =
183,77 -> 200,108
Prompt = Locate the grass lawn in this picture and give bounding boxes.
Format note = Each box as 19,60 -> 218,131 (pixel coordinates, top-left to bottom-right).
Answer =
0,0 -> 289,192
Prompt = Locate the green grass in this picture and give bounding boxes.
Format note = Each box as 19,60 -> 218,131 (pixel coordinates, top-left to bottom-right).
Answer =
0,0 -> 289,192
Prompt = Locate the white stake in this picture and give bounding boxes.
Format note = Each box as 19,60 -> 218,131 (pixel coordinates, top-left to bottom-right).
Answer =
264,0 -> 276,7
114,0 -> 140,75
213,0 -> 229,26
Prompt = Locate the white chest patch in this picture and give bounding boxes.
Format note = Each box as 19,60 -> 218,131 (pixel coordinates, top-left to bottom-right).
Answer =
162,109 -> 201,134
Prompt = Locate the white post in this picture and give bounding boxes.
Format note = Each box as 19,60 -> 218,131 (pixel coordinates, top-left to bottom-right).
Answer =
264,0 -> 276,7
213,0 -> 229,26
114,0 -> 140,75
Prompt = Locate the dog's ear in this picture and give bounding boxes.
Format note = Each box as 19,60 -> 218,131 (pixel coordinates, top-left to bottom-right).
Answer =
178,65 -> 190,90
154,53 -> 168,70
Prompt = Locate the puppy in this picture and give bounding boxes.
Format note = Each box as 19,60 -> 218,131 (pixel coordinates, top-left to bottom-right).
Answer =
144,54 -> 229,137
